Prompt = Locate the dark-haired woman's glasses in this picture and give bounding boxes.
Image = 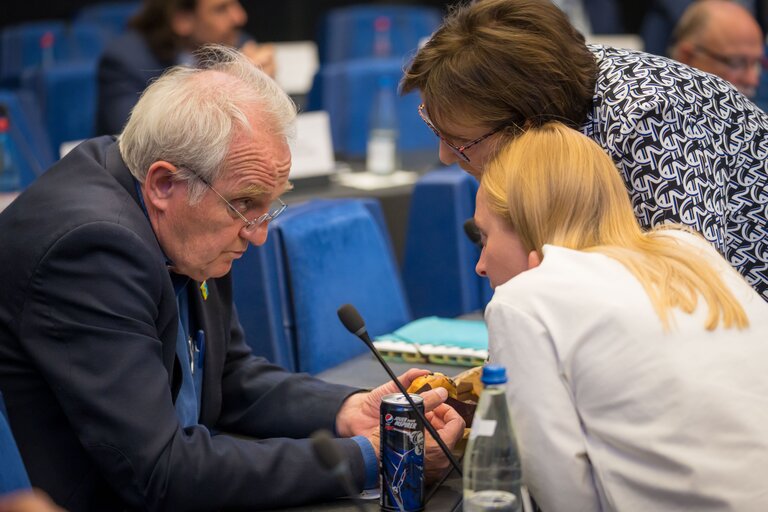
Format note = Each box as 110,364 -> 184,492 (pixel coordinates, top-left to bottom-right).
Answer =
418,103 -> 504,163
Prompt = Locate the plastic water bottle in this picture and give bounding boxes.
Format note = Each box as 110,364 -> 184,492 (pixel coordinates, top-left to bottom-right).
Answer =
366,75 -> 398,175
40,31 -> 55,68
463,365 -> 523,512
373,15 -> 392,58
0,105 -> 21,193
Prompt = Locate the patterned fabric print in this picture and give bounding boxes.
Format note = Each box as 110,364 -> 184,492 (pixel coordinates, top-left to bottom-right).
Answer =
581,45 -> 768,301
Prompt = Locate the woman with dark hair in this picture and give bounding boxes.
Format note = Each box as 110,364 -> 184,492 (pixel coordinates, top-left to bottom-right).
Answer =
96,0 -> 275,136
475,122 -> 768,511
402,0 -> 768,303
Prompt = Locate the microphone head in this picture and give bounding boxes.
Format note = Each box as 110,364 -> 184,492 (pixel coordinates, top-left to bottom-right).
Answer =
463,218 -> 481,246
310,429 -> 345,471
337,304 -> 366,335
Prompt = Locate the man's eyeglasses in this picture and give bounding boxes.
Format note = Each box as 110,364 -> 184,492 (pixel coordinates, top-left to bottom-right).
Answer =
183,168 -> 287,233
418,104 -> 504,163
694,45 -> 768,74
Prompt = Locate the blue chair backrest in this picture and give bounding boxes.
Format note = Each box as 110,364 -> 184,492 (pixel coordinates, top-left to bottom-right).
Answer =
318,4 -> 441,63
275,198 -> 410,374
74,2 -> 141,36
231,197 -> 395,373
231,228 -> 297,371
0,391 -> 31,494
66,22 -> 112,61
21,59 -> 98,156
402,166 -> 491,318
0,21 -> 68,86
313,57 -> 435,158
0,89 -> 55,187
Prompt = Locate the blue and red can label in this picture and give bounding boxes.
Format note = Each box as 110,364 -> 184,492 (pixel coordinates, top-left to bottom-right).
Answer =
380,393 -> 425,512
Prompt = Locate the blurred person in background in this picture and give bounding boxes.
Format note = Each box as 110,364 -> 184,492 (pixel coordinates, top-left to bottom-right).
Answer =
96,0 -> 276,135
669,0 -> 765,98
476,122 -> 768,511
402,0 -> 768,302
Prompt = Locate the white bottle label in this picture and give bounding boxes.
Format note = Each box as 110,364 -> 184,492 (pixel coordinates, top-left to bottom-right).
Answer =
366,131 -> 397,175
469,418 -> 497,439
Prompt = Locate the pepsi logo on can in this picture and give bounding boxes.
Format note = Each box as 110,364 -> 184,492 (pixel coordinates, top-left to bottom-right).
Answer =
380,393 -> 425,512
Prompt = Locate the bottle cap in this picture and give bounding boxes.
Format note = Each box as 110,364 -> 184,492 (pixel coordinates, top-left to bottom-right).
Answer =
481,364 -> 507,385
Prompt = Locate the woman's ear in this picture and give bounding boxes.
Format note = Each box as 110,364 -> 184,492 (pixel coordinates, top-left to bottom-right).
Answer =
527,250 -> 542,270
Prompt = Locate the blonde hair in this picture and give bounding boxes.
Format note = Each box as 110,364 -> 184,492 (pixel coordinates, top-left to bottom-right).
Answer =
481,122 -> 748,331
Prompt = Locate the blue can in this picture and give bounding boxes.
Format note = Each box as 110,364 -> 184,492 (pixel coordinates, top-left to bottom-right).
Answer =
380,393 -> 425,512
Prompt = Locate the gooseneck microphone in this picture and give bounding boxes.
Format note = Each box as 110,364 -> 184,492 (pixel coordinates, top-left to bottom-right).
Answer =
337,304 -> 463,477
310,429 -> 367,512
463,218 -> 481,247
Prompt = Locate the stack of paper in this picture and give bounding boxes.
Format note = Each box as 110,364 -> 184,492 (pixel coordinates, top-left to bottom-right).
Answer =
374,316 -> 488,367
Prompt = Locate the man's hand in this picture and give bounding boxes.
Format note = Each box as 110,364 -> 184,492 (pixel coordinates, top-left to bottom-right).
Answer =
0,490 -> 65,512
335,369 -> 466,484
336,368 -> 434,437
240,41 -> 276,78
423,402 -> 464,482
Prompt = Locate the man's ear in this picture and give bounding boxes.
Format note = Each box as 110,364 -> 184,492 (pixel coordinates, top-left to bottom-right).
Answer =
171,10 -> 195,38
527,250 -> 542,270
673,41 -> 696,64
143,161 -> 181,212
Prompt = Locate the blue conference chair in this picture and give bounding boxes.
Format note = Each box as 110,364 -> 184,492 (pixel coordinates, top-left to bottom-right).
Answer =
231,197 -> 401,373
279,198 -> 411,374
231,229 -> 297,371
21,60 -> 98,156
66,22 -> 112,61
0,391 -> 31,494
278,198 -> 410,374
317,4 -> 441,64
0,21 -> 68,86
402,166 -> 491,319
312,57 -> 435,158
0,89 -> 55,187
74,2 -> 141,37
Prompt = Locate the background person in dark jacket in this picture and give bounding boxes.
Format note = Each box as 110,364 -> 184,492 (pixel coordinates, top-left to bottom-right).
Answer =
96,0 -> 276,135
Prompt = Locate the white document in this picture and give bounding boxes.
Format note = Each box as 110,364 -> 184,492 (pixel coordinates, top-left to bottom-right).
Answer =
288,111 -> 336,179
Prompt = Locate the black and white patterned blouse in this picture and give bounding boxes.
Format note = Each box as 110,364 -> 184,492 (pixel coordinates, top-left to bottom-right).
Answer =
581,45 -> 768,301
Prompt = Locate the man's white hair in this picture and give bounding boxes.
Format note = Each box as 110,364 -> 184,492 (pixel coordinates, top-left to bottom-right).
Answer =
119,44 -> 296,203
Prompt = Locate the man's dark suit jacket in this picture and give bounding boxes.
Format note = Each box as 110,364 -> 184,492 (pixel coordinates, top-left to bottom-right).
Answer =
0,137 -> 367,511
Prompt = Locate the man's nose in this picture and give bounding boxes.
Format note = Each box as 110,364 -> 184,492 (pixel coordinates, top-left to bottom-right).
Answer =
241,224 -> 268,246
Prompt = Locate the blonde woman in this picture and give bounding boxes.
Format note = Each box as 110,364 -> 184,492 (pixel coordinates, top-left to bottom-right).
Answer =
474,122 -> 768,512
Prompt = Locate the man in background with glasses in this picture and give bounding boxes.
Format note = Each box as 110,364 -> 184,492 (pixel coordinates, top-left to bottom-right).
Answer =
0,45 -> 463,511
670,0 -> 765,99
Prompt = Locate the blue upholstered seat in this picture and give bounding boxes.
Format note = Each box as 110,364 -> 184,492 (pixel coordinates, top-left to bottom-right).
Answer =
0,22 -> 68,86
0,391 -> 31,494
21,59 -> 98,156
311,57 -> 434,158
0,89 -> 55,187
232,198 -> 410,374
317,5 -> 441,64
231,226 -> 296,371
402,166 -> 492,319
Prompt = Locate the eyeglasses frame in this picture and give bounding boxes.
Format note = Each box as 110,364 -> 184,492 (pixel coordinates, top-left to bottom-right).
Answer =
181,167 -> 287,233
694,45 -> 768,74
418,103 -> 504,163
